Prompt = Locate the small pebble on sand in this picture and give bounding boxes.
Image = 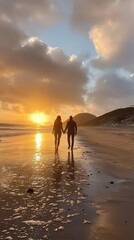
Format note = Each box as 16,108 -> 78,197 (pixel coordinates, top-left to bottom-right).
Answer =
27,188 -> 34,194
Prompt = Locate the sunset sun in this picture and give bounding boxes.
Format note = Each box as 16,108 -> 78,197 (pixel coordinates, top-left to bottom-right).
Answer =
30,112 -> 48,125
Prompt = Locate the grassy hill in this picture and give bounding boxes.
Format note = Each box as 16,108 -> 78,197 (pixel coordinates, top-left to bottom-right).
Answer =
64,113 -> 96,126
87,107 -> 134,126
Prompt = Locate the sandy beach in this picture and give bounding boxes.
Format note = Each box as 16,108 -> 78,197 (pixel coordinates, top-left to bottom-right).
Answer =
0,130 -> 96,240
0,127 -> 134,240
79,126 -> 134,178
79,126 -> 134,240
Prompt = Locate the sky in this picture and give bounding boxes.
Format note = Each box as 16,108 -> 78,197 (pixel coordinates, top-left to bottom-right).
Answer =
0,0 -> 134,124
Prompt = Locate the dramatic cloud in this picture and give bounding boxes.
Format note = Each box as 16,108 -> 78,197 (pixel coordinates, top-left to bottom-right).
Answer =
0,0 -> 60,26
0,18 -> 88,118
90,20 -> 124,60
69,0 -> 116,31
69,0 -> 134,71
88,73 -> 134,115
66,0 -> 134,114
0,0 -> 134,122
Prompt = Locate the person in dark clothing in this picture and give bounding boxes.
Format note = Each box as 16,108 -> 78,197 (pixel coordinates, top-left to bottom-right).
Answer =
64,116 -> 77,150
52,116 -> 63,151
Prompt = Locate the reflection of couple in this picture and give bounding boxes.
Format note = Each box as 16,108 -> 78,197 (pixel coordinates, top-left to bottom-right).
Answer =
52,116 -> 77,151
53,151 -> 75,188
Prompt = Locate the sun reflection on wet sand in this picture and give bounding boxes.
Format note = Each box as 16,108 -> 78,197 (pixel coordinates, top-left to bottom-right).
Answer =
0,132 -> 97,240
36,132 -> 42,150
35,132 -> 42,161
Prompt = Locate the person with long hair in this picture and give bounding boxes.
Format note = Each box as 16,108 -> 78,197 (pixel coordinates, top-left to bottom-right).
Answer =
52,116 -> 63,152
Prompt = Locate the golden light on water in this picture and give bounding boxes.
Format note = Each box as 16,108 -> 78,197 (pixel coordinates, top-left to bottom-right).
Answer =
35,133 -> 42,161
36,133 -> 42,150
30,111 -> 48,125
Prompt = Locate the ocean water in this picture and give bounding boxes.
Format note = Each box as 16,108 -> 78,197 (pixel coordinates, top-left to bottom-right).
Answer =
0,126 -> 51,137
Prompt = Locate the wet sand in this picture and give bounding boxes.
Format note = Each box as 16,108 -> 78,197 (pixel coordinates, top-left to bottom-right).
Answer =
0,128 -> 134,240
0,131 -> 96,240
79,126 -> 134,240
79,126 -> 134,178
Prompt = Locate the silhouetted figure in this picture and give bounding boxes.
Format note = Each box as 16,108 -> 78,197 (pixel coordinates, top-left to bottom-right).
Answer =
52,116 -> 63,152
64,116 -> 77,150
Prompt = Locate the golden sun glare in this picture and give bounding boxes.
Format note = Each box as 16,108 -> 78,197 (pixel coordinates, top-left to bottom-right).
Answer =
30,112 -> 48,125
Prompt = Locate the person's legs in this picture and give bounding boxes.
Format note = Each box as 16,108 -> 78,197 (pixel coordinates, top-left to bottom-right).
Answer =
71,134 -> 74,150
57,133 -> 61,148
54,133 -> 57,149
67,133 -> 70,149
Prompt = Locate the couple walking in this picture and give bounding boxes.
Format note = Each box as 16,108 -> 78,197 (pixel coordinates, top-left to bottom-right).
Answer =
52,116 -> 77,151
